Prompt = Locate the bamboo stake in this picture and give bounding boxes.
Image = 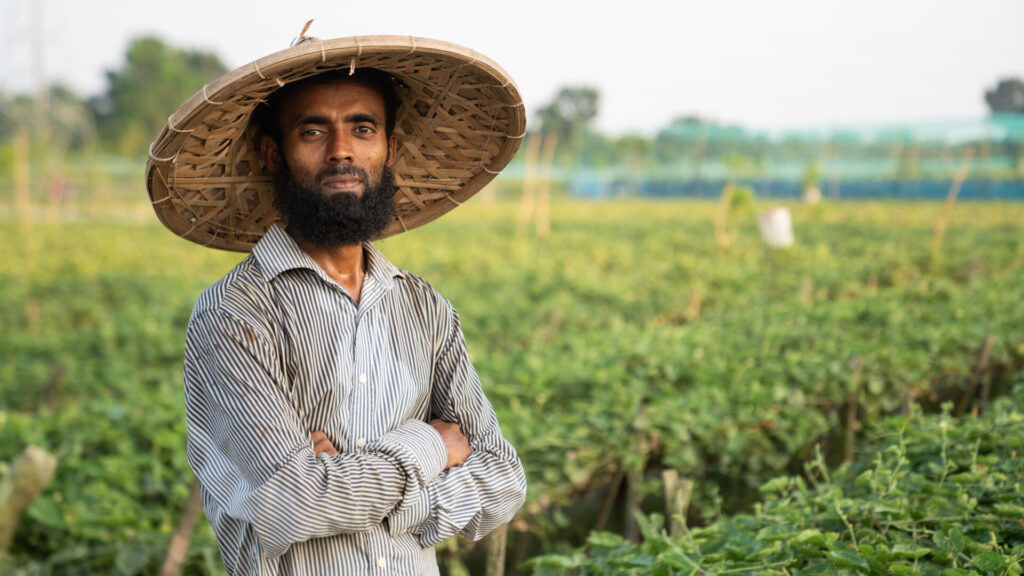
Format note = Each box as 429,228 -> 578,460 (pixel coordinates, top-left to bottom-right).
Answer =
931,147 -> 975,261
625,465 -> 643,543
800,277 -> 813,308
661,470 -> 693,538
13,130 -> 31,224
158,478 -> 204,576
954,334 -> 997,417
515,134 -> 543,238
484,524 -> 508,576
535,134 -> 558,240
442,537 -> 470,576
42,364 -> 65,413
685,290 -> 702,323
844,357 -> 863,463
0,447 -> 58,552
625,404 -> 647,543
714,182 -> 735,250
826,139 -> 841,199
594,468 -> 624,532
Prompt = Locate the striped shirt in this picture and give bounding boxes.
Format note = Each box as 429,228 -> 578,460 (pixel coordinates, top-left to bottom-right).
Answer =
183,224 -> 527,575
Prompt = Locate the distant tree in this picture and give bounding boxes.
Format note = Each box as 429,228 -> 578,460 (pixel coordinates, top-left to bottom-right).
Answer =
985,78 -> 1024,114
535,86 -> 599,158
92,36 -> 227,155
0,85 -> 95,150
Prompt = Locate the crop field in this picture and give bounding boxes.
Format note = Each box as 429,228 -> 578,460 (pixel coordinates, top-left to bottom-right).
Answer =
1,198 -> 1023,575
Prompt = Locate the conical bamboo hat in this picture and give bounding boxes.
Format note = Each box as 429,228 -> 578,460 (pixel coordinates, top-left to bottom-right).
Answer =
146,35 -> 525,252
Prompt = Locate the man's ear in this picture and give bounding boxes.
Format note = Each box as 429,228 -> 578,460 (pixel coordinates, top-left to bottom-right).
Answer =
386,134 -> 397,167
260,134 -> 280,172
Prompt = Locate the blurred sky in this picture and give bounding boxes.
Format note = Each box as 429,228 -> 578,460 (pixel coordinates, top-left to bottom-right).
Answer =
2,0 -> 1023,135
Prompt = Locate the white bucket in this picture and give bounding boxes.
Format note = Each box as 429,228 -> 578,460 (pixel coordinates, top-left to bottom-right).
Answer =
757,207 -> 795,248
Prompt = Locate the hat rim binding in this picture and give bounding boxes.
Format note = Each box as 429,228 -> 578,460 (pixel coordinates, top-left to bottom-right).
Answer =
146,35 -> 526,252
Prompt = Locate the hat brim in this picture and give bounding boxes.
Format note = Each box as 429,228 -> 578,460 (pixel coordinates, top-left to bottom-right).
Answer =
146,36 -> 525,252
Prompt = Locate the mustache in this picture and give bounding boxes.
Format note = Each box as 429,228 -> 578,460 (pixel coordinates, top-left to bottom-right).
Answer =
315,164 -> 369,188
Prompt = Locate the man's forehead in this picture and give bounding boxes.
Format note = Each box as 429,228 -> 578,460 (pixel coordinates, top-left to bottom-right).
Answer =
279,77 -> 387,115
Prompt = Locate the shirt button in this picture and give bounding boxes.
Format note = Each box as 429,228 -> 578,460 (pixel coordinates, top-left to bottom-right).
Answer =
356,438 -> 367,448
377,557 -> 387,569
358,373 -> 367,384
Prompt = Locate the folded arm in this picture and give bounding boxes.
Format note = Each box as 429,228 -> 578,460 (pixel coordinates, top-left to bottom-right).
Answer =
386,306 -> 527,546
184,308 -> 448,559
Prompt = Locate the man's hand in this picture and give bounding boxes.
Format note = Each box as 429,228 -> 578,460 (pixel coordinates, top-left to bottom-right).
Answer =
311,430 -> 339,456
311,422 -> 471,470
429,419 -> 471,470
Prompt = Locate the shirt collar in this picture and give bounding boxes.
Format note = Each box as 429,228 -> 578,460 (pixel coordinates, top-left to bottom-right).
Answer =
253,224 -> 405,288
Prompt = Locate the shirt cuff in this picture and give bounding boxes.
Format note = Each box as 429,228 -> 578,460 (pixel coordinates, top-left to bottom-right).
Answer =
386,480 -> 437,537
375,419 -> 447,486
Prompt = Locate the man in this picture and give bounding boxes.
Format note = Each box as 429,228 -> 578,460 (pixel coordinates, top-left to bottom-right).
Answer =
146,36 -> 527,575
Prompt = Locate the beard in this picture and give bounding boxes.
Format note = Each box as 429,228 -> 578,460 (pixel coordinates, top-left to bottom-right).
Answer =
271,161 -> 396,247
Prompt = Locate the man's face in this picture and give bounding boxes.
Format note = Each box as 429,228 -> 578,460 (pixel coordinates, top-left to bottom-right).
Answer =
265,78 -> 396,195
261,78 -> 399,246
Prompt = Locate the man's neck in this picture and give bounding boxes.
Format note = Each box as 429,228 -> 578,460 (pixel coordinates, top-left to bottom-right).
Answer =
292,232 -> 367,304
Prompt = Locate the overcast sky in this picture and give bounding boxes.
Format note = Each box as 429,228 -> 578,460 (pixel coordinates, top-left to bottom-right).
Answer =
2,0 -> 1023,135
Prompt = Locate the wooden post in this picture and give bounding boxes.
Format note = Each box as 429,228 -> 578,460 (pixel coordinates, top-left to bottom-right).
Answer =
800,276 -> 813,308
444,537 -> 470,576
625,404 -> 647,543
158,478 -> 204,576
714,182 -> 735,250
624,466 -> 643,543
900,386 -> 918,417
931,147 -> 975,261
0,446 -> 58,552
13,130 -> 32,224
43,364 -> 65,413
826,139 -> 841,199
515,134 -> 543,238
594,468 -> 624,532
844,357 -> 863,463
954,334 -> 997,417
685,290 -> 702,323
484,524 -> 508,576
535,134 -> 558,240
661,470 -> 693,538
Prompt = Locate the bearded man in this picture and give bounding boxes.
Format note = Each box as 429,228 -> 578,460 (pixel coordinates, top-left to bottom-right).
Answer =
146,35 -> 527,576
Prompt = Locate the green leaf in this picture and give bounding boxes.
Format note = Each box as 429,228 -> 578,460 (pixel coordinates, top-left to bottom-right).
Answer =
587,531 -> 625,549
792,529 -> 825,546
757,524 -> 798,542
27,497 -> 65,529
993,503 -> 1024,517
825,542 -> 869,572
890,563 -> 916,575
115,545 -> 150,576
947,529 -> 965,555
760,476 -> 791,493
948,472 -> 984,484
891,544 -> 932,559
970,551 -> 1009,571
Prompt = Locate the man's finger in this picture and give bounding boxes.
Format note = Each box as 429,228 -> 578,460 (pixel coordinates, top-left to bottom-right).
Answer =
310,430 -> 339,456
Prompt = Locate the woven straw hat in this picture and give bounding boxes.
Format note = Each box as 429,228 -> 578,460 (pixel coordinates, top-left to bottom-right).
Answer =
146,35 -> 525,252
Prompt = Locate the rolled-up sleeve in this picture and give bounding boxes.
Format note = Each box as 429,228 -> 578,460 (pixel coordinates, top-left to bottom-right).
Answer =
385,305 -> 526,546
184,308 -> 447,559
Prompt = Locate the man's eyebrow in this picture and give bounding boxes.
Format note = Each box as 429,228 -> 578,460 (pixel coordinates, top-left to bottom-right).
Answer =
290,112 -> 382,127
344,112 -> 382,126
292,114 -> 331,127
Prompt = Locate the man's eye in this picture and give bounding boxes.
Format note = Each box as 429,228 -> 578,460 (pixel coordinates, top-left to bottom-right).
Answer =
302,129 -> 324,137
354,125 -> 374,134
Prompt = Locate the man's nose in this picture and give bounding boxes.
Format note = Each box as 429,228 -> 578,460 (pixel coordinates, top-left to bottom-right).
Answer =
326,133 -> 354,164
